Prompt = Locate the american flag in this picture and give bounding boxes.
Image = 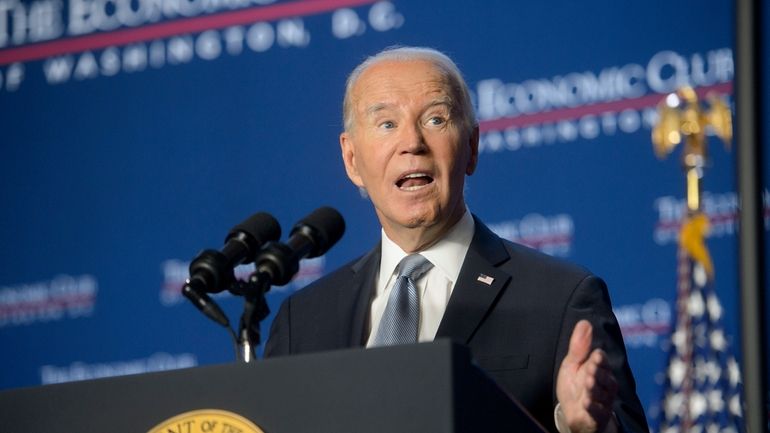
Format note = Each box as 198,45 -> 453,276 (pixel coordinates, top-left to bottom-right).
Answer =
654,231 -> 746,433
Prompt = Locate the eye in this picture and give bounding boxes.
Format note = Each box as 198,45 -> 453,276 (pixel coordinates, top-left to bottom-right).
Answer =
379,120 -> 395,129
427,116 -> 446,126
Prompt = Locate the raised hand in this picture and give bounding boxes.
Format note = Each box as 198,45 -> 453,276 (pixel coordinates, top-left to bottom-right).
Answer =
556,320 -> 619,433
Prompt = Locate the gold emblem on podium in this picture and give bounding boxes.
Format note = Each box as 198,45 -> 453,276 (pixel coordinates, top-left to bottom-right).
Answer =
147,409 -> 266,433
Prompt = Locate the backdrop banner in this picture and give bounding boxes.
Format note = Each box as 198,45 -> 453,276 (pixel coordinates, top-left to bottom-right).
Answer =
0,0 -> 757,427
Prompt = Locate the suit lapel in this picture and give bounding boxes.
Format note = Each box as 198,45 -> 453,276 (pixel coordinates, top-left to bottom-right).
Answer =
436,217 -> 512,344
343,245 -> 381,347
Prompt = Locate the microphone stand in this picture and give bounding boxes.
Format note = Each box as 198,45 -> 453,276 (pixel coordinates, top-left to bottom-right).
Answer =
227,207 -> 345,362
230,273 -> 272,363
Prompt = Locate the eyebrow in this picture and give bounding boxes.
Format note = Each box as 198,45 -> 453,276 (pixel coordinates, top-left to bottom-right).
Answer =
363,97 -> 455,117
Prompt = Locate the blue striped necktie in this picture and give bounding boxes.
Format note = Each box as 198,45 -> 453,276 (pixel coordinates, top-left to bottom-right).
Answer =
371,254 -> 434,346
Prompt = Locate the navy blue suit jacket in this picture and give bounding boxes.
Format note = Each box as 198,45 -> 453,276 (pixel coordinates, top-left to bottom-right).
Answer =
265,218 -> 648,432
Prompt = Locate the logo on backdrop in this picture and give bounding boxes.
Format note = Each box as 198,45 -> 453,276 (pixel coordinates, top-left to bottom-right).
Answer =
614,298 -> 671,349
475,48 -> 734,153
653,189 -> 770,245
159,256 -> 326,306
488,213 -> 574,257
0,274 -> 98,327
40,351 -> 197,384
0,0 -> 404,92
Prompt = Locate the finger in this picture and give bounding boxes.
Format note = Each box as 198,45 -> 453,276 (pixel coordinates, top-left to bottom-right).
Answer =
593,369 -> 618,393
585,401 -> 613,432
585,351 -> 616,381
579,360 -> 619,406
588,387 -> 609,406
592,348 -> 605,360
588,348 -> 610,367
588,378 -> 618,406
588,351 -> 619,395
583,362 -> 618,392
566,320 -> 593,365
580,353 -> 607,381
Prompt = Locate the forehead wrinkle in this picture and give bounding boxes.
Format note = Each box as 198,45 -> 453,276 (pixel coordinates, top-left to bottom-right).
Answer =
424,96 -> 454,111
364,97 -> 452,119
350,61 -> 458,127
364,102 -> 392,117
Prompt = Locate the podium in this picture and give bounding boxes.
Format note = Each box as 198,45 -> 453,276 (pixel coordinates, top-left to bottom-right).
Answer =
0,340 -> 546,433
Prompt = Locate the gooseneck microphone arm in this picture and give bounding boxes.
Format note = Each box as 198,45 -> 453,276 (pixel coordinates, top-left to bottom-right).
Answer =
182,277 -> 230,326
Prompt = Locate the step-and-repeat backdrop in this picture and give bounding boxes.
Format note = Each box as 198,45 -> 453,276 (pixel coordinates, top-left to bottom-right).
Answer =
1,0 -> 763,426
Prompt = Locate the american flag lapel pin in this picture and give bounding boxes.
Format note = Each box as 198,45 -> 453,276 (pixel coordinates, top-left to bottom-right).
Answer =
476,274 -> 495,285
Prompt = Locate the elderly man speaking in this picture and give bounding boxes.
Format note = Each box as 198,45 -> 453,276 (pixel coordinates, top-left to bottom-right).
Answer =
265,46 -> 647,433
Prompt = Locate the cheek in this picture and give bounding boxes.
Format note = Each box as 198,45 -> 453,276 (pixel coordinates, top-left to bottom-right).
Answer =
356,149 -> 389,185
445,146 -> 469,176
362,142 -> 394,173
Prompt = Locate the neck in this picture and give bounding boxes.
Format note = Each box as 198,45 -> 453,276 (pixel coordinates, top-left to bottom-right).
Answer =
381,204 -> 467,253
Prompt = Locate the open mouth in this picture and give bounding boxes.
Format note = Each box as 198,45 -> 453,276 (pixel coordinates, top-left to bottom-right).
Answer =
396,172 -> 434,191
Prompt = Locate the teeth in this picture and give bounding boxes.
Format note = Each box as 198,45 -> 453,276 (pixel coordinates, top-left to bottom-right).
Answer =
397,172 -> 432,191
402,185 -> 426,191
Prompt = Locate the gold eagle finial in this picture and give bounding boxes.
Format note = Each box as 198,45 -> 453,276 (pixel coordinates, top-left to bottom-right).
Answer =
652,86 -> 732,160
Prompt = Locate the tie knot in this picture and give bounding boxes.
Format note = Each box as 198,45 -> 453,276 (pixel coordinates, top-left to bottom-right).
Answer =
397,254 -> 433,281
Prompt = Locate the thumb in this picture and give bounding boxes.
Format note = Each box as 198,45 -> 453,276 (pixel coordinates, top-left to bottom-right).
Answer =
565,320 -> 593,365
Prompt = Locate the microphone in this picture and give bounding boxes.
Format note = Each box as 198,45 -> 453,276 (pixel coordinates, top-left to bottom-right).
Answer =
182,212 -> 281,326
233,207 -> 343,360
252,206 -> 345,287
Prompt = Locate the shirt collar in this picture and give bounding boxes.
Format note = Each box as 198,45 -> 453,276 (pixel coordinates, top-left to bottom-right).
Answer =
378,209 -> 475,291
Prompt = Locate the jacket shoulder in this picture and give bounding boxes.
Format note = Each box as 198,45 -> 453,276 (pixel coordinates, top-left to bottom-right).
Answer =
286,248 -> 377,304
501,238 -> 593,281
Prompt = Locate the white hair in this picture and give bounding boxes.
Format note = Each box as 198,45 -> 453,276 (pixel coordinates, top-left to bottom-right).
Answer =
342,46 -> 477,134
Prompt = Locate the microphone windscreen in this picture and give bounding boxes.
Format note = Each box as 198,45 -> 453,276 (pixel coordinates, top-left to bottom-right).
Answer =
293,206 -> 345,258
227,212 -> 282,247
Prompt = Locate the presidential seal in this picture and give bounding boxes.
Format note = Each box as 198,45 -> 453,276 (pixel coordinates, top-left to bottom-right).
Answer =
147,409 -> 265,433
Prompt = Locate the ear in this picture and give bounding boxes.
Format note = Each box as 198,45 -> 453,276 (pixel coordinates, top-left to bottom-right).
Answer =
340,131 -> 365,187
465,125 -> 480,176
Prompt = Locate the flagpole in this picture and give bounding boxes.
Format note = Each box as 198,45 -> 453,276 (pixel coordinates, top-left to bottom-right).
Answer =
735,0 -> 768,432
652,59 -> 746,431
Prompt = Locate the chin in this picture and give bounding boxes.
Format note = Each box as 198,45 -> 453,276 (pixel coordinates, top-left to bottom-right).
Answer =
397,208 -> 441,229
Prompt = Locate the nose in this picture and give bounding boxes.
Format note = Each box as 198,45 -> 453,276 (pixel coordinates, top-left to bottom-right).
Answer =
399,122 -> 427,155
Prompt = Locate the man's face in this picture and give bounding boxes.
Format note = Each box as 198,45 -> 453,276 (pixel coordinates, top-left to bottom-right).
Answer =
340,59 -> 478,248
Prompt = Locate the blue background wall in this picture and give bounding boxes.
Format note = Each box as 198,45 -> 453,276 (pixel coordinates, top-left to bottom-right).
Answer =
0,0 -> 758,426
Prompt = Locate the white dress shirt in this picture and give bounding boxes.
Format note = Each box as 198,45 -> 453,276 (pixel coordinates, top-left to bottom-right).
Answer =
365,210 -> 475,347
